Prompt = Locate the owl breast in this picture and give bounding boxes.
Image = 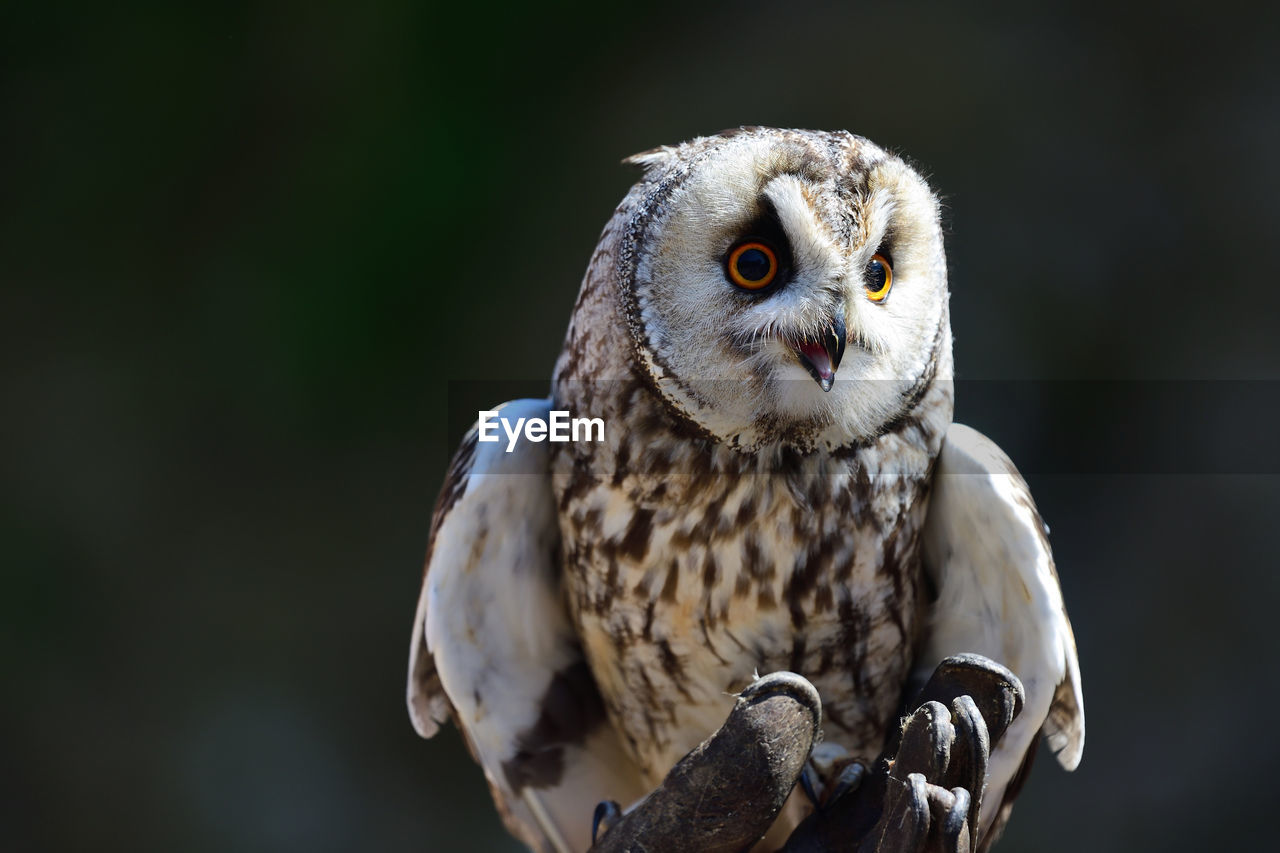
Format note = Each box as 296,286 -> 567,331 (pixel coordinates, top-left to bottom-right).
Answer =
550,377 -> 950,781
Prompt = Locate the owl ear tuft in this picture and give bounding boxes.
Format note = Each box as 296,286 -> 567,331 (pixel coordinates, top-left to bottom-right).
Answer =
622,146 -> 677,178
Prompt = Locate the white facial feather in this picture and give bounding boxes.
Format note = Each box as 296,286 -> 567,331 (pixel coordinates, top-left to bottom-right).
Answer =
624,130 -> 949,451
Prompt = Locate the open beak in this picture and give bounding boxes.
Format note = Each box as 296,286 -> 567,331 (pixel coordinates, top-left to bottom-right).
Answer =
789,313 -> 847,393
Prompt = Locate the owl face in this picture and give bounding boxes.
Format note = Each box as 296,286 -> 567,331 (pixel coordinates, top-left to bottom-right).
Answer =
618,129 -> 950,452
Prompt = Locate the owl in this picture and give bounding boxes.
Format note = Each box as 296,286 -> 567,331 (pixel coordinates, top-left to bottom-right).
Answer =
407,128 -> 1084,851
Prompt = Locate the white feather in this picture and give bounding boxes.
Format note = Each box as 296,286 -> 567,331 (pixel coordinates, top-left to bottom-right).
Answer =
921,423 -> 1085,835
408,399 -> 646,852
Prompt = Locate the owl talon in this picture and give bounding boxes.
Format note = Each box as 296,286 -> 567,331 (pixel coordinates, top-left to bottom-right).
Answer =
942,694 -> 989,831
936,786 -> 972,849
591,800 -> 622,844
911,654 -> 1024,750
782,656 -> 1026,852
799,764 -> 822,809
800,756 -> 867,811
827,761 -> 867,804
590,670 -> 819,852
893,701 -> 954,781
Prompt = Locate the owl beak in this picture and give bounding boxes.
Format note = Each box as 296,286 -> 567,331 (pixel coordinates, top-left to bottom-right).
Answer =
791,314 -> 847,393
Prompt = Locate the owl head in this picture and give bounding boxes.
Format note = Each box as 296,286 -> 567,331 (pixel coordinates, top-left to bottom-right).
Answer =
614,128 -> 952,453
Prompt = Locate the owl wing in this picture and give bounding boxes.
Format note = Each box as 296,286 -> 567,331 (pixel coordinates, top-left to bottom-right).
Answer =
407,399 -> 647,853
919,423 -> 1084,840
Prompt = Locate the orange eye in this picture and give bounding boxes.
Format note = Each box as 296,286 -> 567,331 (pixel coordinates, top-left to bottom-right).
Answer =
726,241 -> 779,291
865,253 -> 893,302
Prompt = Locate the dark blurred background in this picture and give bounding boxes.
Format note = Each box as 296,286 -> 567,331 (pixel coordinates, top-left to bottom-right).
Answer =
4,1 -> 1279,850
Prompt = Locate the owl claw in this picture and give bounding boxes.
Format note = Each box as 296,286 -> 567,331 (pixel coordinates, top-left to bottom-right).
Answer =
937,786 -> 972,848
800,764 -> 822,808
781,654 -> 1023,853
911,654 -> 1023,751
591,800 -> 622,844
589,671 -> 820,852
800,745 -> 867,811
942,695 -> 989,829
827,761 -> 867,804
586,660 -> 1019,853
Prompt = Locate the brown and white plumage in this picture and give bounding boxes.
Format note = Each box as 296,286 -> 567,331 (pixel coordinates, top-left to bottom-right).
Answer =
407,128 -> 1083,850
407,400 -> 648,852
919,423 -> 1084,841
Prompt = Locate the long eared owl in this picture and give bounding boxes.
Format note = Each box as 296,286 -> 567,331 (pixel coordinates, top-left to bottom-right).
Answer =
407,127 -> 1084,851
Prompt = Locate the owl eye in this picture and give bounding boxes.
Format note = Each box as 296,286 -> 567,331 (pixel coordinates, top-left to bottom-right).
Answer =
726,241 -> 779,291
865,253 -> 893,302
